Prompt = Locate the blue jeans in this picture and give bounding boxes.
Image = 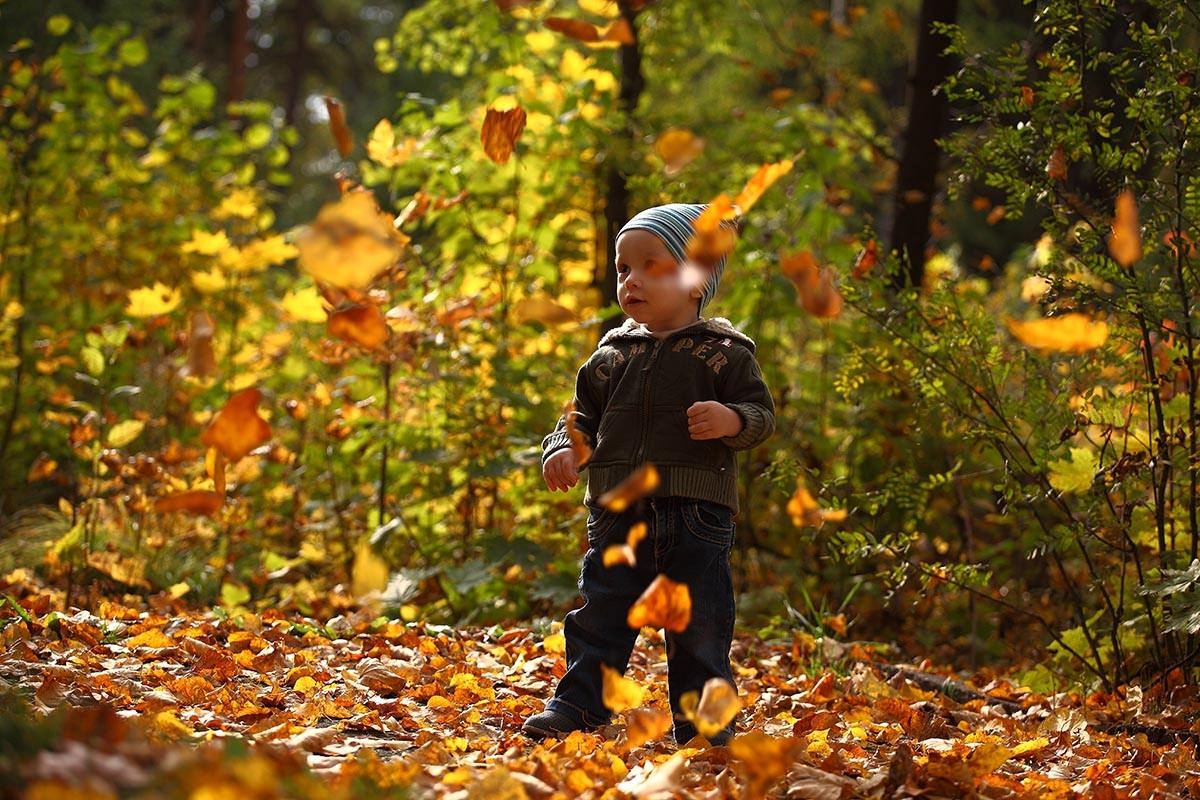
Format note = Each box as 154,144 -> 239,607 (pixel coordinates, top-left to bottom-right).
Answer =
544,494 -> 739,745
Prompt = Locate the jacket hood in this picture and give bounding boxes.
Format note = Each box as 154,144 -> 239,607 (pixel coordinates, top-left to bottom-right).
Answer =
598,315 -> 756,352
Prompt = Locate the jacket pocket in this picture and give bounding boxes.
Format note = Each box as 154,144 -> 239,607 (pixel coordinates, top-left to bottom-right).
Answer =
681,499 -> 735,547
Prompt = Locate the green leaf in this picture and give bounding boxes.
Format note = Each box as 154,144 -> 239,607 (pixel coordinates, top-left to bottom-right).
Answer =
220,583 -> 251,608
118,38 -> 148,67
47,15 -> 72,36
1046,446 -> 1096,493
106,419 -> 145,448
243,123 -> 272,149
81,346 -> 105,377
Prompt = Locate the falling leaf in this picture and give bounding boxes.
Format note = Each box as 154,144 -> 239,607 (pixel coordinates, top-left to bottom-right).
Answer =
201,387 -> 272,461
780,251 -> 843,318
601,663 -> 645,712
1005,312 -> 1109,354
729,731 -> 802,800
185,310 -> 217,378
544,16 -> 603,42
680,677 -> 742,740
564,399 -> 593,468
603,521 -> 647,568
512,296 -> 576,326
685,196 -> 739,265
324,96 -> 353,157
1109,188 -> 1142,268
627,574 -> 691,633
624,708 -> 673,750
125,282 -> 182,318
352,542 -> 390,599
1021,85 -> 1035,108
653,128 -> 704,175
598,463 -> 659,512
328,303 -> 390,350
733,160 -> 794,214
296,189 -> 409,290
786,478 -> 846,527
154,490 -> 224,516
481,106 -> 527,164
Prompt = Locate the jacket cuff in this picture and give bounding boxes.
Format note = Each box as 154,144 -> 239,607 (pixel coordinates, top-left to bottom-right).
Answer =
720,403 -> 768,450
542,431 -> 572,465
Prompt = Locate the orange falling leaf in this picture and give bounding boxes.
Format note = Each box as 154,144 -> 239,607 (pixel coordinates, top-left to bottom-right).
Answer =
728,730 -> 802,799
623,708 -> 673,750
324,96 -> 353,157
481,106 -> 527,164
201,387 -> 272,461
563,398 -> 593,468
185,310 -> 217,378
685,195 -> 740,265
654,128 -> 704,176
733,160 -> 794,214
328,303 -> 390,350
1005,312 -> 1109,354
1109,188 -> 1142,268
154,490 -> 224,516
603,521 -> 647,568
601,663 -> 645,712
598,463 -> 659,512
786,479 -> 846,527
780,251 -> 843,318
680,677 -> 742,740
627,573 -> 691,633
603,17 -> 635,45
544,16 -> 602,42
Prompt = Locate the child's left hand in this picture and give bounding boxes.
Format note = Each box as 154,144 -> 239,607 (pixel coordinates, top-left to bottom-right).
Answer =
687,401 -> 744,440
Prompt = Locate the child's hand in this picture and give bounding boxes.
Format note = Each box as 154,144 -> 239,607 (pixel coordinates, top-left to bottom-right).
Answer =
687,401 -> 744,440
544,448 -> 579,492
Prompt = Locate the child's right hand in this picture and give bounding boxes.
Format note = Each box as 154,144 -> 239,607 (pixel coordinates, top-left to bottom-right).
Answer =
543,448 -> 579,492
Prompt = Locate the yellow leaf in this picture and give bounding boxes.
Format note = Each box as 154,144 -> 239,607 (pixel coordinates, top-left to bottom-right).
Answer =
191,267 -> 229,294
654,128 -> 704,175
126,628 -> 175,649
542,631 -> 565,654
513,295 -> 576,326
180,228 -> 231,256
627,574 -> 691,633
125,282 -> 181,317
280,286 -> 329,323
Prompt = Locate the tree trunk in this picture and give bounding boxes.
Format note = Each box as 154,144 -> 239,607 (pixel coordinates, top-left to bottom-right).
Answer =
887,0 -> 958,292
228,0 -> 249,107
598,0 -> 645,339
284,0 -> 313,126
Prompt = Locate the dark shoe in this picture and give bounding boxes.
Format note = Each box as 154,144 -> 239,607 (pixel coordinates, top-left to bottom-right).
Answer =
521,709 -> 592,740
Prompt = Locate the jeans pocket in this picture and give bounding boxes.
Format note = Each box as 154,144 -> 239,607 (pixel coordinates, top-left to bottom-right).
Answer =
585,504 -> 623,545
682,499 -> 734,547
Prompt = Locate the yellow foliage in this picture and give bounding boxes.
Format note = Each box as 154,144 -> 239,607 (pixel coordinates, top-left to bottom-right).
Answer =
181,228 -> 231,256
125,282 -> 182,317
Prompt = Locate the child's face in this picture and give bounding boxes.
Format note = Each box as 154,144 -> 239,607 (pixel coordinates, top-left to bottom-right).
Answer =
615,229 -> 706,328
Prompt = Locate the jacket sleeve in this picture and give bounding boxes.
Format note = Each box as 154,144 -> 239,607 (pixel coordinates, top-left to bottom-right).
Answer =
541,353 -> 604,469
717,349 -> 775,451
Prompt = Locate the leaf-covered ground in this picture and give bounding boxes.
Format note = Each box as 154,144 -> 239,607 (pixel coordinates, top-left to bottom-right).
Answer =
3,572 -> 1200,800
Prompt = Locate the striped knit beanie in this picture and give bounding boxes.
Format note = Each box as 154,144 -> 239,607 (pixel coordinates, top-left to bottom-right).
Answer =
617,202 -> 730,312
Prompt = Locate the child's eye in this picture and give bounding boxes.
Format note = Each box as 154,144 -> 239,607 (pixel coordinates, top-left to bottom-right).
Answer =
617,264 -> 629,274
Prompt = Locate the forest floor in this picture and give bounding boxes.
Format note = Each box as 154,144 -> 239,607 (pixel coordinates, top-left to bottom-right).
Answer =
2,570 -> 1199,800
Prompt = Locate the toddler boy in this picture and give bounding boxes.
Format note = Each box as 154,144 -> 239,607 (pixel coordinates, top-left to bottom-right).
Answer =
522,203 -> 775,747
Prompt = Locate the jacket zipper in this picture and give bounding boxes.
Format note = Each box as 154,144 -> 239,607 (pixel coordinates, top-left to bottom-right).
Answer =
631,336 -> 666,467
